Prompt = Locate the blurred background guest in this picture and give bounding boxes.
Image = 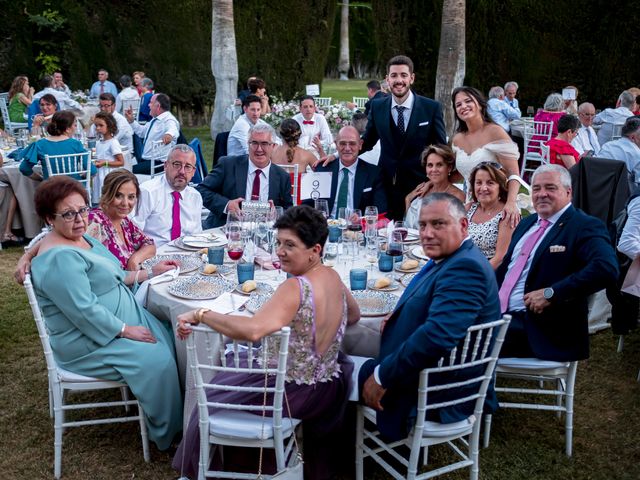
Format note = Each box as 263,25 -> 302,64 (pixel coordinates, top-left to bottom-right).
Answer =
116,75 -> 140,114
534,93 -> 566,138
8,75 -> 33,123
546,114 -> 581,169
563,85 -> 579,115
271,118 -> 317,171
132,71 -> 146,96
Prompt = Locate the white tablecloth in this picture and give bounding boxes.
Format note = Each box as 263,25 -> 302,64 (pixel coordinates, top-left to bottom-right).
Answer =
0,160 -> 43,238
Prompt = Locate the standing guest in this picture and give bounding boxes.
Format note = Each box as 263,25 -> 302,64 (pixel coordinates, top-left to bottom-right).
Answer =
32,75 -> 82,111
487,86 -> 521,133
594,90 -> 636,146
248,77 -> 271,114
466,162 -> 514,268
132,71 -> 146,96
89,69 -> 118,98
30,94 -> 58,136
91,112 -> 124,204
133,144 -> 203,247
563,86 -> 579,115
88,93 -> 134,152
8,75 -> 34,122
599,116 -> 640,186
504,81 -> 520,112
572,102 -> 600,156
496,164 -> 618,360
363,80 -> 386,116
115,75 -> 140,114
546,114 -> 581,169
125,93 -> 180,174
52,71 -> 71,95
293,95 -> 333,157
533,93 -> 566,139
271,118 -> 317,171
226,95 -> 270,156
404,144 -> 465,229
137,78 -> 155,121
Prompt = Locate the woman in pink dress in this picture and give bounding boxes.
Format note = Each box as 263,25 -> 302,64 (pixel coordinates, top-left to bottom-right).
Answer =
534,93 -> 566,138
546,114 -> 581,169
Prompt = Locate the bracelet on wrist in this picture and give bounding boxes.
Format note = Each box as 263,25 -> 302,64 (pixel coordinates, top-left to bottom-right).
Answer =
145,265 -> 153,280
194,308 -> 211,325
119,323 -> 126,338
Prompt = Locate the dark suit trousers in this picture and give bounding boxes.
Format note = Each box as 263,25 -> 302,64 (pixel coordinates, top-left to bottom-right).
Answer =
500,310 -> 535,358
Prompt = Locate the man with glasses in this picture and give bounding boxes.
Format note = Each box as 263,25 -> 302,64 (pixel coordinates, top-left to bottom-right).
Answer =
89,93 -> 133,151
198,124 -> 293,228
572,102 -> 600,156
133,144 -> 203,246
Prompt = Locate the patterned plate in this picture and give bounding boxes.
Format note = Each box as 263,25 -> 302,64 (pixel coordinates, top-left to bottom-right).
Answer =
142,254 -> 202,274
400,273 -> 417,287
351,290 -> 398,317
234,282 -> 274,296
411,245 -> 430,261
198,264 -> 234,276
245,291 -> 272,313
167,275 -> 235,300
367,278 -> 400,292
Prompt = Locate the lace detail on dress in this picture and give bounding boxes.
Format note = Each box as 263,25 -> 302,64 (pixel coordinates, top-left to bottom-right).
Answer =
467,203 -> 502,259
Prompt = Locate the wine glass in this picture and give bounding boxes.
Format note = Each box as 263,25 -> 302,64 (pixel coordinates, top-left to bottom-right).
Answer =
346,209 -> 362,266
227,232 -> 244,269
315,199 -> 330,219
270,237 -> 283,282
365,236 -> 378,272
323,242 -> 339,268
387,230 -> 404,280
364,206 -> 378,239
526,106 -> 534,117
225,211 -> 242,239
393,220 -> 408,242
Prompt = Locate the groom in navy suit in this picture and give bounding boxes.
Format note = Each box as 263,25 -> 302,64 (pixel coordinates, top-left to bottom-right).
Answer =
360,55 -> 447,219
359,193 -> 501,441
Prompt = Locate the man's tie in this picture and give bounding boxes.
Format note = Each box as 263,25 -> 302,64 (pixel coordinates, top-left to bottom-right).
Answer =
251,169 -> 262,201
100,83 -> 104,95
170,191 -> 182,240
142,117 -> 157,147
586,127 -> 596,151
336,168 -> 349,211
395,105 -> 406,134
498,219 -> 551,312
302,120 -> 314,125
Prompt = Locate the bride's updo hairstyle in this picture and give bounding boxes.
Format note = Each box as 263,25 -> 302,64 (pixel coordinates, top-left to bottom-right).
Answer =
451,86 -> 494,133
46,110 -> 77,137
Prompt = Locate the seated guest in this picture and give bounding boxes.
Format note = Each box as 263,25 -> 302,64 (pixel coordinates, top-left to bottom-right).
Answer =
30,94 -> 58,135
546,114 -> 581,169
363,79 -> 386,116
271,118 -> 317,171
248,77 -> 271,114
133,144 -> 203,247
32,75 -> 82,111
0,153 -> 20,244
534,93 -> 565,138
89,93 -> 134,152
466,162 -> 514,268
227,94 -> 270,156
125,93 -> 180,174
496,165 -> 618,360
236,75 -> 256,104
91,112 -> 124,204
309,126 -> 387,217
293,95 -> 333,156
115,75 -> 140,114
89,69 -> 118,98
599,116 -> 640,186
19,110 -> 94,181
132,71 -> 146,96
358,193 -> 500,441
52,71 -> 71,95
137,78 -> 155,121
8,75 -> 33,123
503,81 -> 520,112
404,144 -> 465,229
487,85 -> 521,133
26,176 -> 182,451
594,90 -> 635,146
198,124 -> 293,228
174,205 -> 360,479
572,102 -> 600,156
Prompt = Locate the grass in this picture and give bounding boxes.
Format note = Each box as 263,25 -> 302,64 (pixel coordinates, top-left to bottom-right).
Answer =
321,79 -> 371,103
2,241 -> 640,479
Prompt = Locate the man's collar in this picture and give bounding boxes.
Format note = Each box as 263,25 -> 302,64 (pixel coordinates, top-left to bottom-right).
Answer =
338,157 -> 359,173
538,202 -> 571,224
248,159 -> 271,173
391,90 -> 415,109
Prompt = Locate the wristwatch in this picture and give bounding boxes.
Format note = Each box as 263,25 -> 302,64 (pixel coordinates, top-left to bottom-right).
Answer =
543,287 -> 554,301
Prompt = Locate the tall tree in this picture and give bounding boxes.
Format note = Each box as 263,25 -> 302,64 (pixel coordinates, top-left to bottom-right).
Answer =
338,0 -> 350,80
210,0 -> 239,139
434,0 -> 465,136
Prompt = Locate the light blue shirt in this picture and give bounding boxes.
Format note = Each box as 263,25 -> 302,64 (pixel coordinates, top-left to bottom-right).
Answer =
593,106 -> 634,145
599,137 -> 640,183
505,97 -> 520,113
89,80 -> 118,98
618,196 -> 640,260
487,97 -> 521,132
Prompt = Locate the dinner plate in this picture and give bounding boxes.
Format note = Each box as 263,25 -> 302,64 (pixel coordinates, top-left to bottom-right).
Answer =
167,275 -> 235,300
172,237 -> 203,251
245,291 -> 272,313
234,282 -> 274,296
367,278 -> 400,292
411,245 -> 430,261
400,273 -> 417,287
182,233 -> 228,248
351,290 -> 398,317
142,254 -> 202,274
394,262 -> 422,273
198,264 -> 233,276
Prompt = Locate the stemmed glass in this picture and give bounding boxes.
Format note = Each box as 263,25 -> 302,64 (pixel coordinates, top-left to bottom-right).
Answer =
346,209 -> 362,269
365,236 -> 378,273
227,231 -> 244,267
315,199 -> 330,219
270,236 -> 284,282
364,206 -> 378,240
387,230 -> 404,280
323,242 -> 339,268
225,211 -> 242,239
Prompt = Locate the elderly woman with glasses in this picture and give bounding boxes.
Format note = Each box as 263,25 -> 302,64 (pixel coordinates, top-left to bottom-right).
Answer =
24,176 -> 182,450
546,114 -> 582,169
466,162 -> 514,269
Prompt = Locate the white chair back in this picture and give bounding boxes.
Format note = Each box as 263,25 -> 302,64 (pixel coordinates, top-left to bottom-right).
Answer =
148,140 -> 170,178
352,97 -> 368,109
611,123 -> 623,141
541,143 -> 550,165
521,120 -> 553,178
277,163 -> 300,205
0,91 -> 29,135
121,98 -> 141,121
43,151 -> 93,197
315,97 -> 332,108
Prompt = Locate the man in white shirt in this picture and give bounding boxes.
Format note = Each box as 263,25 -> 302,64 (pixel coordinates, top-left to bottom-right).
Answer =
292,95 -> 333,156
571,102 -> 600,156
133,144 -> 203,247
504,81 -> 520,112
88,93 -> 133,151
125,93 -> 180,174
89,69 -> 118,98
487,86 -> 521,132
599,117 -> 640,185
594,90 -> 635,146
115,75 -> 140,114
52,71 -> 71,95
227,95 -> 269,156
33,75 -> 82,111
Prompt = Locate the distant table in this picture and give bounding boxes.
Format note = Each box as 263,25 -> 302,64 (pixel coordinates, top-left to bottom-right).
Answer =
0,160 -> 43,238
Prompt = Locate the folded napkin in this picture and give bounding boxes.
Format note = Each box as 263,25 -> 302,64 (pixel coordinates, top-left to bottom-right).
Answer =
210,292 -> 249,314
253,246 -> 275,270
134,267 -> 180,307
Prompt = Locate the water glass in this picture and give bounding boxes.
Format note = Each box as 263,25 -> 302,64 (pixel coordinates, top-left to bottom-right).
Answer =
323,242 -> 339,267
378,253 -> 394,272
207,246 -> 225,265
328,226 -> 341,243
236,262 -> 255,284
315,199 -> 329,219
349,268 -> 368,291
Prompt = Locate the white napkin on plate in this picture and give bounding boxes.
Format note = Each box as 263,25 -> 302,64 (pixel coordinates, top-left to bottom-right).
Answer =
210,292 -> 249,314
134,267 -> 180,307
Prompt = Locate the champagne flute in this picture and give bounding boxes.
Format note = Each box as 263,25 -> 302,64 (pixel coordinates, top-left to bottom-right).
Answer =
365,236 -> 378,273
315,199 -> 330,219
347,209 -> 362,267
364,206 -> 378,239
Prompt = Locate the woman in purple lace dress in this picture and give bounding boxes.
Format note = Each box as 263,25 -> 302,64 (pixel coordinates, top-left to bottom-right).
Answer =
173,205 -> 360,480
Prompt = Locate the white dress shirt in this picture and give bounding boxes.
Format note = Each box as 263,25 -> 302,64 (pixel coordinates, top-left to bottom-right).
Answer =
506,203 -> 571,312
359,140 -> 380,165
116,87 -> 140,114
245,161 -> 272,202
330,159 -> 358,217
292,112 -> 333,151
227,115 -> 269,156
487,97 -> 521,132
131,111 -> 180,160
33,87 -> 81,111
571,125 -> 600,156
599,137 -> 640,183
132,174 -> 203,247
391,90 -> 415,128
89,111 -> 133,152
618,195 -> 640,260
594,106 -> 634,145
54,84 -> 72,96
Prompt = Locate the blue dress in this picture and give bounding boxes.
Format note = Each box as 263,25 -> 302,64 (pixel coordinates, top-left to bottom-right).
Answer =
19,137 -> 96,180
31,235 -> 182,450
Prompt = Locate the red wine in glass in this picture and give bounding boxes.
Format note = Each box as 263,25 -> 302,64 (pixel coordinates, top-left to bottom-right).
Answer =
272,259 -> 281,270
387,243 -> 403,257
348,223 -> 362,233
394,227 -> 408,241
228,248 -> 243,261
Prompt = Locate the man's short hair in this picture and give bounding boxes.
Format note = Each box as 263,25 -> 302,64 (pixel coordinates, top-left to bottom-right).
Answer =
421,193 -> 466,221
618,90 -> 635,109
119,75 -> 132,88
248,77 -> 266,93
167,144 -> 196,163
351,112 -> 368,134
141,78 -> 154,89
99,93 -> 116,104
41,75 -> 54,89
248,123 -> 275,141
488,86 -> 504,99
621,116 -> 640,138
366,80 -> 381,91
504,81 -> 519,91
578,102 -> 595,113
387,55 -> 414,74
98,69 -> 108,75
154,93 -> 171,111
299,95 -> 315,105
532,164 -> 572,189
242,94 -> 261,109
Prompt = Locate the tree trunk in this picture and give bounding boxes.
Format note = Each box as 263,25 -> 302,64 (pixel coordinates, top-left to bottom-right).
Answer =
210,0 -> 239,140
338,0 -> 350,81
434,0 -> 465,138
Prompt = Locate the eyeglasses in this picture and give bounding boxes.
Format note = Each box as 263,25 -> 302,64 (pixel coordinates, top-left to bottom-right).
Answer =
579,113 -> 595,117
248,141 -> 273,149
337,141 -> 359,148
99,102 -> 114,109
169,161 -> 196,173
54,206 -> 90,222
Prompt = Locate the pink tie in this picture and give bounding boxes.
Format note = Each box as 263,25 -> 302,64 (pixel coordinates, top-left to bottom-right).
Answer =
251,169 -> 262,201
498,219 -> 551,313
171,191 -> 181,240
100,83 -> 104,94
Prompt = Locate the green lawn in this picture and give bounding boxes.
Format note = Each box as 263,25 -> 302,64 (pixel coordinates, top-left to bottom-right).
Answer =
321,78 -> 371,103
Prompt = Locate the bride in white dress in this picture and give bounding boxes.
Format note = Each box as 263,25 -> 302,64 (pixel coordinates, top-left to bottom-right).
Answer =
451,86 -> 521,226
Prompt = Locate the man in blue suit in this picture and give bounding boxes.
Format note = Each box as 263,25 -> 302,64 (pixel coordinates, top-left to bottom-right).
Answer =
360,55 -> 447,219
496,164 -> 618,361
359,193 -> 501,441
197,124 -> 293,228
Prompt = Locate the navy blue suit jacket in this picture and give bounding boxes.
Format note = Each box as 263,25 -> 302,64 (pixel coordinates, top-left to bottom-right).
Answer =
197,155 -> 293,228
495,206 -> 618,361
360,239 -> 501,441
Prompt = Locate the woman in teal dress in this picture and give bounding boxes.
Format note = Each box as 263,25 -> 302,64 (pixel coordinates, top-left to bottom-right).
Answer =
19,110 -> 95,181
28,175 -> 183,450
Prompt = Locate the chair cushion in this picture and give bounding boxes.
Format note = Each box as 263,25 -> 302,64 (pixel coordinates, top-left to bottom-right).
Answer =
209,409 -> 300,440
57,367 -> 111,382
498,357 -> 569,371
422,415 -> 475,438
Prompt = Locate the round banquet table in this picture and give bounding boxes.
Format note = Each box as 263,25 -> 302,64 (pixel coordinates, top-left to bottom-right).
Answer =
0,157 -> 44,239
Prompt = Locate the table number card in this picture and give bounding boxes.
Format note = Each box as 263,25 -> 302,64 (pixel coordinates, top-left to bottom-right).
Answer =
300,172 -> 332,200
305,84 -> 320,96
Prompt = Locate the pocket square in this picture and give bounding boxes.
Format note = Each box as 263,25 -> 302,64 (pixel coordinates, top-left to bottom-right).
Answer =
419,121 -> 430,127
362,187 -> 372,192
549,245 -> 566,253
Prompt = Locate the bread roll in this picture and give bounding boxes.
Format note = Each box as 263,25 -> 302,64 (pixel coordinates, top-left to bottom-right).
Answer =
241,280 -> 257,293
401,259 -> 419,270
203,264 -> 217,274
198,248 -> 208,255
374,277 -> 392,289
